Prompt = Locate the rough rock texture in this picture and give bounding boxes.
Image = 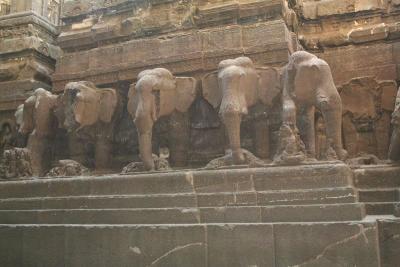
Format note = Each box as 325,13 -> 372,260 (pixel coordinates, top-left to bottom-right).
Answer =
121,154 -> 171,173
204,148 -> 265,169
0,148 -> 32,179
46,160 -> 90,177
339,77 -> 398,159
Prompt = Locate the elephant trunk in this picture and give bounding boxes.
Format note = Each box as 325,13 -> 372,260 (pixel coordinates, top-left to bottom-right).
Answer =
221,112 -> 245,164
389,125 -> 400,161
138,132 -> 155,171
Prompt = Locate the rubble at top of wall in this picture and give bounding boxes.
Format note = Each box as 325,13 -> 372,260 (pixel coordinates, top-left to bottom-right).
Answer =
58,0 -> 284,52
284,0 -> 400,50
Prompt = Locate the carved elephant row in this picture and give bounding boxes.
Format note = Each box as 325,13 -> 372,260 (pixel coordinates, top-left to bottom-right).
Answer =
129,52 -> 349,170
20,51 -> 360,175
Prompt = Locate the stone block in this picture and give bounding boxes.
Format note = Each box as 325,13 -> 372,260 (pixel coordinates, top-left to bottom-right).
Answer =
252,164 -> 351,191
206,224 -> 274,266
353,165 -> 400,189
0,226 -> 22,267
200,206 -> 261,223
22,226 -> 66,267
274,222 -> 379,267
261,203 -> 364,222
194,2 -> 239,27
348,23 -> 388,43
378,219 -> 400,267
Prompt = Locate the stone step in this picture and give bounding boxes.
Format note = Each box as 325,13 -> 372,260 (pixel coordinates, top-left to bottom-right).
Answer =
0,203 -> 364,224
358,189 -> 400,203
353,165 -> 400,189
365,202 -> 400,216
0,221 -> 381,267
0,163 -> 352,199
0,188 -> 356,210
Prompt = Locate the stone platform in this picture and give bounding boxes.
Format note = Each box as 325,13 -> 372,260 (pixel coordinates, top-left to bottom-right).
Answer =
0,162 -> 399,266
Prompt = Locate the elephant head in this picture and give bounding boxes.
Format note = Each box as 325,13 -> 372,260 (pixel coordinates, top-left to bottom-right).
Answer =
389,87 -> 400,161
127,68 -> 196,171
61,81 -> 119,133
202,57 -> 281,164
19,88 -> 58,176
20,88 -> 58,137
59,81 -> 120,170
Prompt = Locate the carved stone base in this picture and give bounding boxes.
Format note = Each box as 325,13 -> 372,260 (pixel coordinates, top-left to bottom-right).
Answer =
204,149 -> 265,169
273,124 -> 307,165
0,147 -> 32,179
121,154 -> 171,173
46,160 -> 90,177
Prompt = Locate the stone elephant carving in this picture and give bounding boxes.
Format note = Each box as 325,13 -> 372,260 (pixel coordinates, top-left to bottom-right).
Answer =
59,81 -> 122,170
19,88 -> 58,176
202,57 -> 281,165
127,68 -> 196,171
281,51 -> 347,160
389,87 -> 400,161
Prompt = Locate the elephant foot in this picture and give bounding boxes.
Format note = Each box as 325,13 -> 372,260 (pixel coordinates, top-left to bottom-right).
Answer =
336,149 -> 348,161
121,154 -> 171,173
204,149 -> 265,169
232,149 -> 246,165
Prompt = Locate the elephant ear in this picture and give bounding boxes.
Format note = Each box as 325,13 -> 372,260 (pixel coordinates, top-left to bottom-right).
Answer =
99,88 -> 118,123
127,82 -> 138,118
257,67 -> 282,107
174,77 -> 197,113
20,95 -> 35,135
202,71 -> 221,109
243,67 -> 259,108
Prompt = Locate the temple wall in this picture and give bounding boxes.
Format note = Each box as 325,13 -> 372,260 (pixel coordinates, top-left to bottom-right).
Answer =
0,0 -> 400,169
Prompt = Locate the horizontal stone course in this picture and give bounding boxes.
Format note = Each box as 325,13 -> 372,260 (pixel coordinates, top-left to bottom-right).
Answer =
0,163 -> 352,199
53,19 -> 291,89
0,203 -> 365,224
0,221 -> 382,267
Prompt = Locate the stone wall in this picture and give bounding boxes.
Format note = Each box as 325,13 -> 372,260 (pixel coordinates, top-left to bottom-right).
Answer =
0,0 -> 400,166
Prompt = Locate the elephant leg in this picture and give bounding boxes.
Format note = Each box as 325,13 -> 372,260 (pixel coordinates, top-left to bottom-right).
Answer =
135,115 -> 155,171
282,96 -> 297,127
168,112 -> 189,167
27,133 -> 51,176
389,125 -> 400,161
95,137 -> 112,170
318,95 -> 347,160
297,106 -> 316,158
68,134 -> 87,166
221,112 -> 245,164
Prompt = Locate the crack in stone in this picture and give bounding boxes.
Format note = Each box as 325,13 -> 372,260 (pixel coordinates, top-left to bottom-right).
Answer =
289,225 -> 372,267
147,242 -> 203,267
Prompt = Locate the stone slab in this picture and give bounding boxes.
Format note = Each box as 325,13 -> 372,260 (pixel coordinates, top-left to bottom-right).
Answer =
0,204 -> 364,224
0,187 -> 355,210
274,222 -> 379,267
353,165 -> 400,189
0,222 -> 383,267
378,219 -> 400,267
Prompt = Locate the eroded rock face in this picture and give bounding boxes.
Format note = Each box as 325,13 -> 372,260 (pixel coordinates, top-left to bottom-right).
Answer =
204,148 -> 265,169
388,86 -> 400,161
46,159 -> 90,177
338,77 -> 397,159
0,148 -> 32,179
121,154 -> 171,173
